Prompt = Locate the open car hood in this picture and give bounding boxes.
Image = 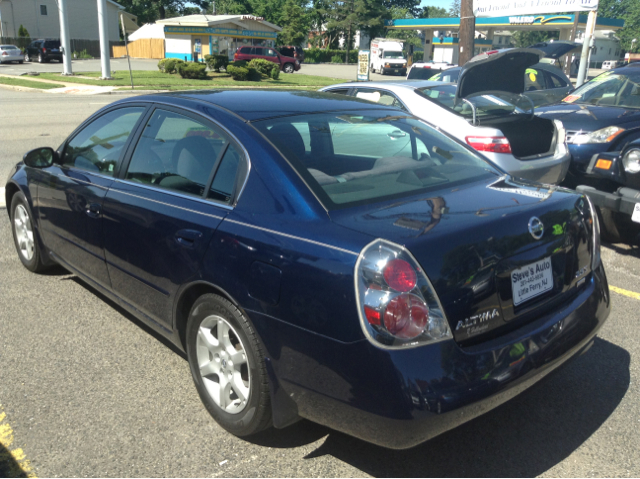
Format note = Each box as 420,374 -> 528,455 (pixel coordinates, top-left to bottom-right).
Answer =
527,41 -> 581,59
456,48 -> 544,100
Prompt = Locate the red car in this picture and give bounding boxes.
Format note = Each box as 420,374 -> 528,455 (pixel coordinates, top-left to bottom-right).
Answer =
234,46 -> 300,73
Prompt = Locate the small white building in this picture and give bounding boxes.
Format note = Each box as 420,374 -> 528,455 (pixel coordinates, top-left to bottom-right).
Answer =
0,0 -> 127,41
575,30 -> 622,67
149,14 -> 282,61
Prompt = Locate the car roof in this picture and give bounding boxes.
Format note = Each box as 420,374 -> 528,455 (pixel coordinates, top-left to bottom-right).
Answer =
150,90 -> 400,122
323,80 -> 456,90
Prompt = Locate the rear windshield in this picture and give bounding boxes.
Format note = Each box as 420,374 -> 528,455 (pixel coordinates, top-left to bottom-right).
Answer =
44,41 -> 60,48
254,111 -> 499,209
427,68 -> 460,83
1,45 -> 19,50
407,67 -> 447,80
416,85 -> 531,120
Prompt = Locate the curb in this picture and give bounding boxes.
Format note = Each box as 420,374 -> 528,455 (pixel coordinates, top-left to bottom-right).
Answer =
0,83 -> 44,93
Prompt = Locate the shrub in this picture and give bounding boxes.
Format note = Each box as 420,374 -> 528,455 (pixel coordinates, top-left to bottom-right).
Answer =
177,62 -> 208,79
204,54 -> 229,72
270,65 -> 280,80
226,64 -> 261,82
229,60 -> 248,68
164,58 -> 184,74
158,58 -> 169,72
330,54 -> 343,64
72,49 -> 93,59
248,58 -> 278,77
303,48 -> 358,64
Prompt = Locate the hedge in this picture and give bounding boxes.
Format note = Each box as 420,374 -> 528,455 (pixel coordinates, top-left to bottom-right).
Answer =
248,58 -> 279,79
204,54 -> 229,72
164,58 -> 184,74
303,48 -> 358,64
226,64 -> 261,82
177,62 -> 208,79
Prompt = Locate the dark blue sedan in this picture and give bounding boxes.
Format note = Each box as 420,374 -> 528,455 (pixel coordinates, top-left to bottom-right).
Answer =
5,91 -> 610,449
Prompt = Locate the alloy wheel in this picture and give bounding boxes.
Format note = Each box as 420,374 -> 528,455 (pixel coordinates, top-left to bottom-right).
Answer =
14,204 -> 34,261
196,314 -> 250,414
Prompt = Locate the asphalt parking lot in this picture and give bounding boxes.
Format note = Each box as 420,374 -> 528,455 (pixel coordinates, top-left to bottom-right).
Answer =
1,90 -> 639,477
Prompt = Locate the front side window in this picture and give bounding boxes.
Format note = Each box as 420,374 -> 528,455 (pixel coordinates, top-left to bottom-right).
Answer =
355,89 -> 407,111
126,109 -> 239,201
564,70 -> 640,108
265,48 -> 277,57
255,111 -> 498,209
63,107 -> 145,176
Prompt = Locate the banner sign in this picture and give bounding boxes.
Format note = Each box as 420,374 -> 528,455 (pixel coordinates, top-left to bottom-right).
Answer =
474,0 -> 598,17
164,25 -> 277,39
358,50 -> 370,81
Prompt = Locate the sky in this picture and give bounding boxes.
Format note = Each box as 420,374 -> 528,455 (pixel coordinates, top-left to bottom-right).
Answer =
420,0 -> 454,10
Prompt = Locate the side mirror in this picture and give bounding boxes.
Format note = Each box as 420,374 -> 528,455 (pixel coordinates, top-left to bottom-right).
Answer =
23,147 -> 55,168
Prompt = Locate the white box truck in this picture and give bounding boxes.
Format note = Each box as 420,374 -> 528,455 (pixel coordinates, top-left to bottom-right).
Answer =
370,38 -> 407,75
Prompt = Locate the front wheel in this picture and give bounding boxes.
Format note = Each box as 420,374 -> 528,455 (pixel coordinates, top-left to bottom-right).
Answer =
38,53 -> 44,63
283,63 -> 295,73
11,192 -> 50,273
186,294 -> 272,437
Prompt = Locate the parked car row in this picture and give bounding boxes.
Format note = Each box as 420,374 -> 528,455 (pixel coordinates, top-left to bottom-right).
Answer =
6,44 -> 610,450
0,40 -> 62,64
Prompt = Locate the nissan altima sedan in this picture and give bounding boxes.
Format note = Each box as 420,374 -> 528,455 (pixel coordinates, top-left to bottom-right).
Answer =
5,91 -> 609,449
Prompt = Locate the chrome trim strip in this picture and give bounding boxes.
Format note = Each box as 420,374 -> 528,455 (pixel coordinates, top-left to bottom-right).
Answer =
225,219 -> 358,256
111,188 -> 225,220
114,178 -> 234,211
56,172 -> 110,190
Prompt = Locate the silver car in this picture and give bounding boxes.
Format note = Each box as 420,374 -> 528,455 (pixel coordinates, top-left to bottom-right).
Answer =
321,49 -> 571,185
0,45 -> 24,64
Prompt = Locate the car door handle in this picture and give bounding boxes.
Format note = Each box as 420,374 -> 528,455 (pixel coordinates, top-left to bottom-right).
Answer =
175,229 -> 203,248
85,203 -> 101,218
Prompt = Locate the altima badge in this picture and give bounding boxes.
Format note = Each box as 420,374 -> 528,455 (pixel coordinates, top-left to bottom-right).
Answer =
528,217 -> 544,240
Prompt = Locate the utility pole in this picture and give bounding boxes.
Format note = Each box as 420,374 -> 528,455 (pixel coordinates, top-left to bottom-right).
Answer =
458,0 -> 475,66
58,0 -> 73,75
576,10 -> 596,87
97,0 -> 112,79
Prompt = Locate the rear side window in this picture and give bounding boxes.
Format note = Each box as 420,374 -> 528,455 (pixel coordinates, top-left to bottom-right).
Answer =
545,71 -> 568,88
240,47 -> 252,54
208,144 -> 242,203
254,47 -> 264,55
255,112 -> 498,209
524,68 -> 545,91
63,107 -> 145,176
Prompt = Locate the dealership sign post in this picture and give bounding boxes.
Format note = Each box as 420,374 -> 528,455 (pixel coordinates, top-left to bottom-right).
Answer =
358,50 -> 370,81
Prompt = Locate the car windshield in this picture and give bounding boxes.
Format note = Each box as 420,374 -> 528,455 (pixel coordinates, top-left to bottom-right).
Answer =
383,51 -> 403,59
425,69 -> 460,83
254,111 -> 499,209
563,69 -> 640,109
416,85 -> 530,120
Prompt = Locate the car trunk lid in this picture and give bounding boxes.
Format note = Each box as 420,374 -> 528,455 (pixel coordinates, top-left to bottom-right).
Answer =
456,48 -> 544,100
331,176 -> 594,344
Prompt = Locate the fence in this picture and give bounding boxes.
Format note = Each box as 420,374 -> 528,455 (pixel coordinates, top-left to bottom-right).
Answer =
0,37 -> 124,58
112,38 -> 164,59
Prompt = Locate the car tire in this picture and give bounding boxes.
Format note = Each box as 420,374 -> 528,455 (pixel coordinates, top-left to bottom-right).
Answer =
10,192 -> 50,273
38,53 -> 43,63
186,293 -> 272,437
18,60 -> 23,64
24,52 -> 30,62
283,63 -> 295,74
597,206 -> 640,244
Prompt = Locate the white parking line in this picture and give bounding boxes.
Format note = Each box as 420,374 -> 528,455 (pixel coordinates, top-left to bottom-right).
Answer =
0,187 -> 5,208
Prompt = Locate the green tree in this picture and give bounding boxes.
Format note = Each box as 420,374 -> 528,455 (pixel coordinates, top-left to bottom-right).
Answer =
598,0 -> 640,52
418,6 -> 449,18
18,25 -> 30,38
511,30 -> 557,48
385,7 -> 422,49
448,0 -> 460,17
278,0 -> 309,45
383,0 -> 420,17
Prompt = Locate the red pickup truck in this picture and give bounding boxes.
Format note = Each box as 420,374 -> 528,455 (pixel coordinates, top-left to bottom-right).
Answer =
234,46 -> 300,73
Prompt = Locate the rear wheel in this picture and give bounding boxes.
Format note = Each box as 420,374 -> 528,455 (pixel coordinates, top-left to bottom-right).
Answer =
38,53 -> 44,63
186,294 -> 272,436
283,63 -> 295,73
24,52 -> 30,62
11,192 -> 50,273
597,206 -> 640,244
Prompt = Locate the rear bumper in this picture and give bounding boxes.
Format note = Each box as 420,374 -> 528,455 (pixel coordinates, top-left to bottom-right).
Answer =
482,146 -> 571,185
253,263 -> 610,449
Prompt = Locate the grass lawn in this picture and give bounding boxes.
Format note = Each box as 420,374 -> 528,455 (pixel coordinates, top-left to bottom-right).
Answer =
0,76 -> 65,90
37,69 -> 347,90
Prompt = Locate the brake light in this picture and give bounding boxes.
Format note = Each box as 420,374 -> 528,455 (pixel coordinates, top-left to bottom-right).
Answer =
466,136 -> 512,154
355,239 -> 452,348
234,52 -> 238,60
42,48 -> 46,53
422,65 -> 431,68
1,52 -> 7,56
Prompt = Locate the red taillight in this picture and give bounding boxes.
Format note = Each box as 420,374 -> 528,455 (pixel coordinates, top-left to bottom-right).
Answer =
466,136 -> 512,154
422,65 -> 431,68
1,52 -> 7,56
383,259 -> 417,292
42,47 -> 46,53
384,294 -> 429,339
234,52 -> 238,60
364,306 -> 381,326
